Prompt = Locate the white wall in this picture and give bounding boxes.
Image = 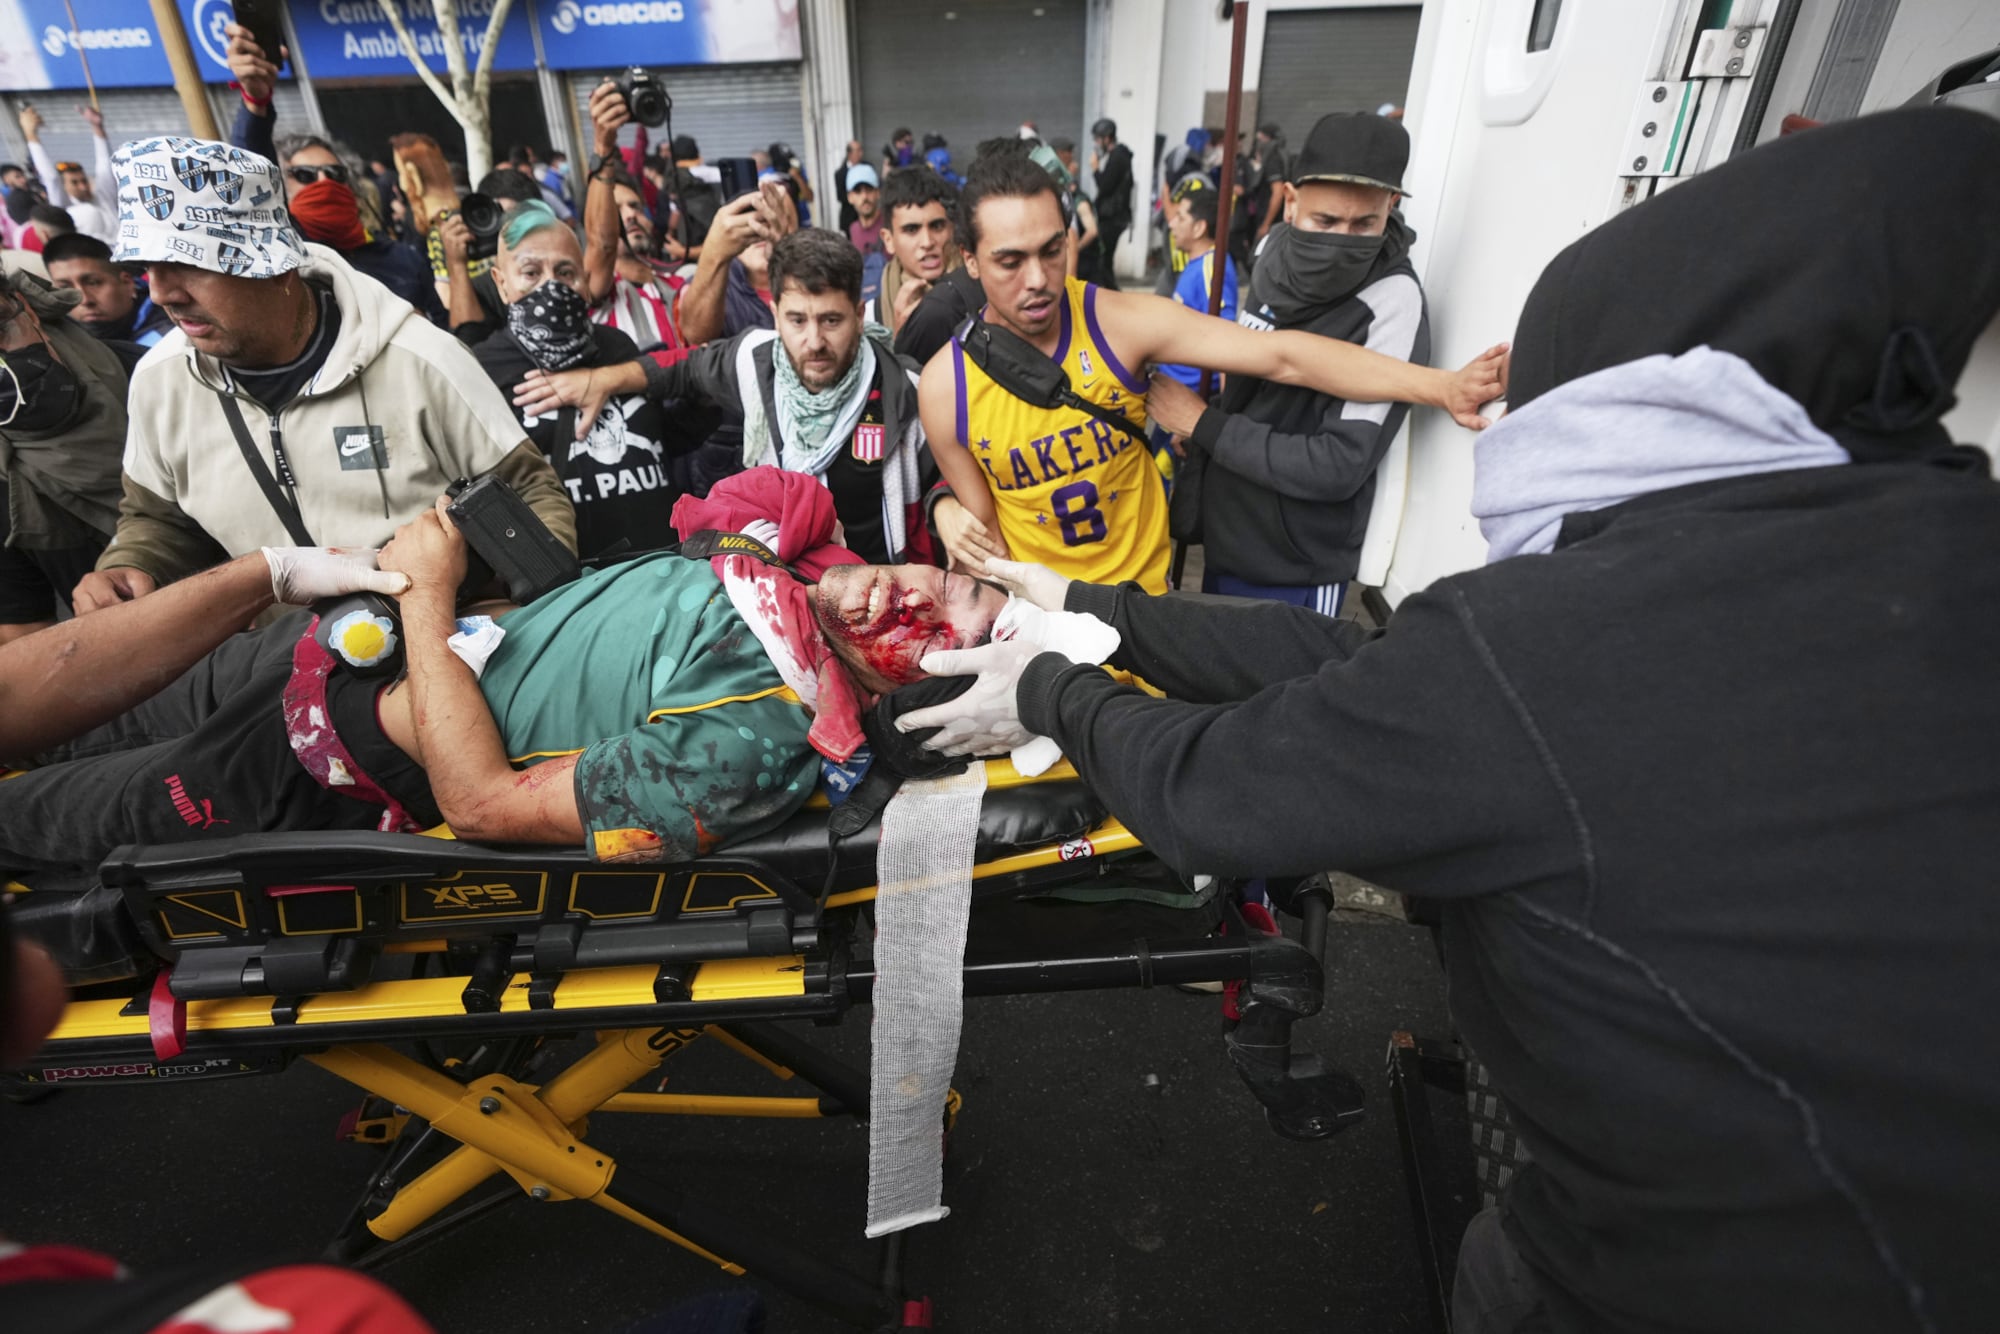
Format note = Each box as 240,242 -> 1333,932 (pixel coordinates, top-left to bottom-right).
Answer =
1097,0 -> 1166,278
1863,0 -> 2000,109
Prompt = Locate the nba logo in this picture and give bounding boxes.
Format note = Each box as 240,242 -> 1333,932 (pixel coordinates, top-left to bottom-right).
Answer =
851,423 -> 885,462
1078,349 -> 1095,379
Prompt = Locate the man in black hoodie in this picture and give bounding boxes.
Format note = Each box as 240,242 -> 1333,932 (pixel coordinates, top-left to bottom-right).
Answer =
906,108 -> 2000,1333
1149,112 -> 1427,616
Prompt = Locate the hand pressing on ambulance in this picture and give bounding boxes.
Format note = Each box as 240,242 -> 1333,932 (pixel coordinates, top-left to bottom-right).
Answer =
377,498 -> 468,602
262,547 -> 411,604
1444,342 -> 1510,430
897,637 -> 1044,757
932,495 -> 1010,574
514,361 -> 645,440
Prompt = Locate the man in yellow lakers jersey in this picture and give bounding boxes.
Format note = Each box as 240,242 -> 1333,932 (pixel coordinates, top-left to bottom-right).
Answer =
922,151 -> 1505,593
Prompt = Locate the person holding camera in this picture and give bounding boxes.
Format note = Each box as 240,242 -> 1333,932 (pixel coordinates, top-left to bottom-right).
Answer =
72,136 -> 573,616
224,23 -> 444,325
581,77 -> 693,357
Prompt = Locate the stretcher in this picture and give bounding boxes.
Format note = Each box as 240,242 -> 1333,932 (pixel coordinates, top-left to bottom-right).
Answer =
11,758 -> 1365,1330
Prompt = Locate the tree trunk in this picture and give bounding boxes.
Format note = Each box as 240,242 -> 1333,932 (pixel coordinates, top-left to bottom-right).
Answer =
376,0 -> 515,187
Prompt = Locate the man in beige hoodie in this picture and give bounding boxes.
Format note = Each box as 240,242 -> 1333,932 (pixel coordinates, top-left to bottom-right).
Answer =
73,137 -> 572,613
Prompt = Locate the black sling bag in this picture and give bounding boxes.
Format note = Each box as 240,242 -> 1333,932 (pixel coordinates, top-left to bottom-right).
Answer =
951,314 -> 1149,449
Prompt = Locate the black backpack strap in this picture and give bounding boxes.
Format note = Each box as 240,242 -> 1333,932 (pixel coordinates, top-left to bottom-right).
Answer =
953,315 -> 1150,448
217,391 -> 314,546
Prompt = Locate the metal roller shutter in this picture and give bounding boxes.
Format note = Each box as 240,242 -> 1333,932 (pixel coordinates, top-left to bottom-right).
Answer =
1256,6 -> 1422,143
0,86 -> 197,172
569,65 -> 805,164
854,0 -> 1087,172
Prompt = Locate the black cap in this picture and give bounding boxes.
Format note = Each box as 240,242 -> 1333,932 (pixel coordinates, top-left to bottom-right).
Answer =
1291,112 -> 1410,196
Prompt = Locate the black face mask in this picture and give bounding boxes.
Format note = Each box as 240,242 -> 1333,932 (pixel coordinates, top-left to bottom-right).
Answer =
1251,224 -> 1389,326
0,344 -> 83,434
506,280 -> 594,372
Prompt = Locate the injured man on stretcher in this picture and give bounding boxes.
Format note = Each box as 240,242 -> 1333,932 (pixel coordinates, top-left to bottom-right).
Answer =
0,469 -> 1007,877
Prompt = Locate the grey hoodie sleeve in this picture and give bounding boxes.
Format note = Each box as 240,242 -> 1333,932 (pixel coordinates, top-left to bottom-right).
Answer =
96,476 -> 232,585
1191,272 -> 1427,502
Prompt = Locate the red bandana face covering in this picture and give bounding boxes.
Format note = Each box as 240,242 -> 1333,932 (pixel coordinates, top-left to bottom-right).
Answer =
288,177 -> 367,251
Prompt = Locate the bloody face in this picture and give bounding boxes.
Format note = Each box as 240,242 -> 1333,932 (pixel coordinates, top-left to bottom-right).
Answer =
812,565 -> 1008,693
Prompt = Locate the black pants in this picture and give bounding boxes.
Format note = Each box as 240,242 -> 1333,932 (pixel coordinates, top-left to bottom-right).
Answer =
0,614 -> 391,874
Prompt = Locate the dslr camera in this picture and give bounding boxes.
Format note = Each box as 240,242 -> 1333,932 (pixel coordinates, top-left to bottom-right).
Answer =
614,67 -> 671,129
456,191 -> 503,261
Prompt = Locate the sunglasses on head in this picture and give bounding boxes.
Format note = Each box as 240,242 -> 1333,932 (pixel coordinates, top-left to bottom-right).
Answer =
286,163 -> 349,186
54,162 -> 81,175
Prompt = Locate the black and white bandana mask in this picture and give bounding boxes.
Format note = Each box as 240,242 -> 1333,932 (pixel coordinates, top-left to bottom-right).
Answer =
507,279 -> 594,372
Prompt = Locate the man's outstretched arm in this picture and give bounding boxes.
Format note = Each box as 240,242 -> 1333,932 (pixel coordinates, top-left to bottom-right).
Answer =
1096,283 -> 1504,429
378,500 -> 585,846
0,549 -> 406,761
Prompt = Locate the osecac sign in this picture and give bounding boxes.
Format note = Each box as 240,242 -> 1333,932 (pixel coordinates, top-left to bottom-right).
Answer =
314,0 -> 510,20
40,23 -> 154,57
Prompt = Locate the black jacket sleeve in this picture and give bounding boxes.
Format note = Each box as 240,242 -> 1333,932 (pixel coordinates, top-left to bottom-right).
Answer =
641,335 -> 741,407
1022,582 -> 1575,889
1065,579 -> 1373,702
1094,146 -> 1134,222
1191,273 -> 1428,502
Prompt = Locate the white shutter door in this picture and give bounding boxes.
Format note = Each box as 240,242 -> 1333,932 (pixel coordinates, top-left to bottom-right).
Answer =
855,0 -> 1088,169
1256,6 -> 1423,143
569,65 -> 805,163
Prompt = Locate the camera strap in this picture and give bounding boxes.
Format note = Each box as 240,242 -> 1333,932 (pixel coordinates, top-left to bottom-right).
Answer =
218,391 -> 315,546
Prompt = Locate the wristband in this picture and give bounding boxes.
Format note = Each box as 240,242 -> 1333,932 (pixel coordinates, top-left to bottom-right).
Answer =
230,81 -> 272,112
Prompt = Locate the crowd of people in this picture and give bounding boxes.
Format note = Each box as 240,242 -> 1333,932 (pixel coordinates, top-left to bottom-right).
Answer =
4,12 -> 1995,1334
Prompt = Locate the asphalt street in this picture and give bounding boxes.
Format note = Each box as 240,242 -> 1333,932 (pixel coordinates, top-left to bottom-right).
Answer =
2,913 -> 1472,1333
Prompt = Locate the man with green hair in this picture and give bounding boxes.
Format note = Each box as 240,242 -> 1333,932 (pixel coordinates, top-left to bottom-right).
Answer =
468,200 -> 702,561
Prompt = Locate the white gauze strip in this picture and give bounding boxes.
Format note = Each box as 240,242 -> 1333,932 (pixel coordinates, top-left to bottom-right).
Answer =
864,762 -> 989,1237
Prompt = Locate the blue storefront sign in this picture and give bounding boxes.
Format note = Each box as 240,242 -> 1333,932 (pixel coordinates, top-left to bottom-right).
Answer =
178,0 -> 539,84
536,0 -> 801,69
0,0 -> 176,89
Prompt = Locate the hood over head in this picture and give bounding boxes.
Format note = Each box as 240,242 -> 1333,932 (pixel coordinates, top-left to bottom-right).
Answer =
1507,107 -> 2000,462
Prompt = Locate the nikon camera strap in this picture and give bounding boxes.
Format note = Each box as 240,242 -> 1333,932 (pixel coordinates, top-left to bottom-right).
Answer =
952,315 -> 1149,449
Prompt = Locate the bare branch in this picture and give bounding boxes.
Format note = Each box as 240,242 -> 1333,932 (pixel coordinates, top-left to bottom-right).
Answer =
475,0 -> 516,101
376,0 -> 457,114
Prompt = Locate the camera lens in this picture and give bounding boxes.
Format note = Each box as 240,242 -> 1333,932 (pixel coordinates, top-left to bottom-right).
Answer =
458,191 -> 502,261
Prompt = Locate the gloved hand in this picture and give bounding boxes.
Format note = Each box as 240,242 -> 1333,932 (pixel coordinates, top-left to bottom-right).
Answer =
896,638 -> 1043,757
739,518 -> 781,550
263,547 -> 412,605
981,558 -> 1071,612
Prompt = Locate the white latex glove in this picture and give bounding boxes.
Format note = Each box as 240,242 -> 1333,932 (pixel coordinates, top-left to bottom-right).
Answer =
981,558 -> 1071,613
739,518 -> 781,550
262,547 -> 412,605
897,638 -> 1043,757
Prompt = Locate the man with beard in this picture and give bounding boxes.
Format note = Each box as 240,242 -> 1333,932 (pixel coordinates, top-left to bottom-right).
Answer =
0,469 -> 1002,882
40,234 -> 174,348
0,270 -> 138,642
515,229 -> 938,565
71,137 -> 572,616
470,201 -> 710,559
581,80 -> 692,357
1148,112 -> 1424,616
